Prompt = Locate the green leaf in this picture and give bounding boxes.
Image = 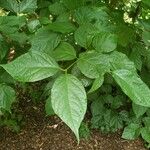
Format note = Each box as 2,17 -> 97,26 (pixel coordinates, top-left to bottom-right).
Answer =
0,0 -> 37,13
45,97 -> 55,116
48,22 -> 76,34
74,23 -> 99,48
142,0 -> 150,8
19,0 -> 37,13
0,84 -> 16,113
112,69 -> 150,107
142,31 -> 150,46
62,0 -> 85,10
49,2 -> 67,16
88,74 -> 104,93
92,33 -> 117,53
77,51 -> 110,78
1,52 -> 60,82
0,36 -> 9,62
110,51 -> 136,72
141,127 -> 150,143
116,25 -> 135,47
0,16 -> 26,34
129,44 -> 145,71
52,42 -> 76,61
132,103 -> 148,118
143,117 -> 150,127
74,6 -> 109,25
122,123 -> 140,140
0,0 -> 18,13
51,74 -> 87,141
27,19 -> 41,33
0,68 -> 15,84
30,27 -> 61,54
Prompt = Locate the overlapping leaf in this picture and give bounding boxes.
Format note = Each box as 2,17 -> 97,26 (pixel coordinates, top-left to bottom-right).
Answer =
1,52 -> 60,82
51,74 -> 87,141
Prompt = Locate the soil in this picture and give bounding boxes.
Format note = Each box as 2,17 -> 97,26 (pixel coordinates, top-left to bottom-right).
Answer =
0,91 -> 147,150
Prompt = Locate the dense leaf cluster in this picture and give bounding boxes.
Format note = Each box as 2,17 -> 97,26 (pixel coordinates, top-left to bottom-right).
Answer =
0,0 -> 150,146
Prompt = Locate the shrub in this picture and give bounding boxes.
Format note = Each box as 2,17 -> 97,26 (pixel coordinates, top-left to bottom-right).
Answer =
0,0 -> 150,145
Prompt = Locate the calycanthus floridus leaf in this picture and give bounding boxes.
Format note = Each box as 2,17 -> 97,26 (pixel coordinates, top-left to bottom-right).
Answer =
52,42 -> 77,61
30,27 -> 61,54
1,52 -> 60,82
77,51 -> 110,79
112,69 -> 150,107
0,84 -> 16,113
88,74 -> 104,93
51,74 -> 87,141
92,32 -> 117,53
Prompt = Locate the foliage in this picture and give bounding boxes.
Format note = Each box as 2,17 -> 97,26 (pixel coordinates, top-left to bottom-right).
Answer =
0,0 -> 150,145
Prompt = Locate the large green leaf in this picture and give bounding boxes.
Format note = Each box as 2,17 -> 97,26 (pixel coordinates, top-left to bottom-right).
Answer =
1,52 -> 60,82
92,33 -> 117,53
52,42 -> 76,61
77,51 -> 110,78
112,69 -> 150,107
51,74 -> 87,141
0,84 -> 16,113
30,27 -> 61,54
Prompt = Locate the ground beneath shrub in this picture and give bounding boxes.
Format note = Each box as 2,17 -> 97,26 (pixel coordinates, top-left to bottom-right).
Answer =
0,96 -> 147,150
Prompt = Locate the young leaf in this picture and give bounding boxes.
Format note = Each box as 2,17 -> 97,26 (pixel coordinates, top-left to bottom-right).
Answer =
141,127 -> 150,143
52,42 -> 76,61
0,84 -> 16,113
132,103 -> 148,118
88,74 -> 104,93
51,74 -> 87,141
112,69 -> 150,107
92,33 -> 117,53
122,123 -> 141,140
1,52 -> 60,82
77,51 -> 110,78
45,97 -> 55,116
